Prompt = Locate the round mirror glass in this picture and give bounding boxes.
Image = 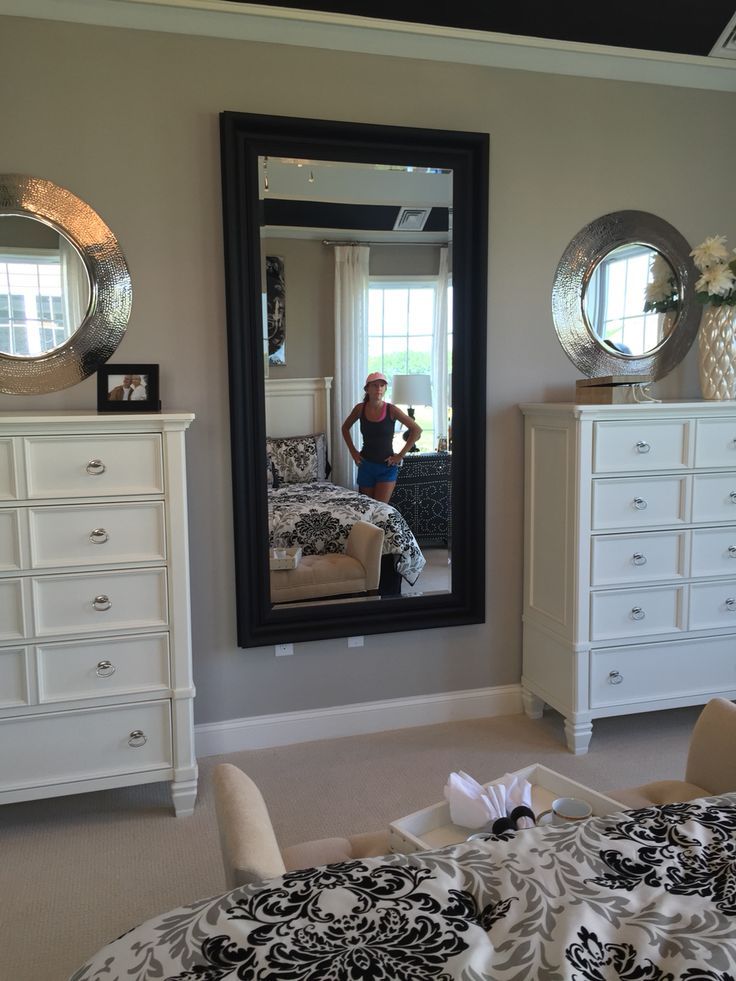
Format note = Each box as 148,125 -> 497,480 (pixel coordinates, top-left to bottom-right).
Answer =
583,244 -> 679,357
0,214 -> 91,358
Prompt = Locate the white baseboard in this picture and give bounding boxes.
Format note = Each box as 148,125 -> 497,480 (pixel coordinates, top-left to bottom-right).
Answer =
195,684 -> 523,757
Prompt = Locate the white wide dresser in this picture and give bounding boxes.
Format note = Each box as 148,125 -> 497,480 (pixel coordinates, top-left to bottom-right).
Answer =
521,401 -> 736,754
0,412 -> 197,815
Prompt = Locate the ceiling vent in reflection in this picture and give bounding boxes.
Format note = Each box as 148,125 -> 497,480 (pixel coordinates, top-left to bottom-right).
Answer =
393,207 -> 431,231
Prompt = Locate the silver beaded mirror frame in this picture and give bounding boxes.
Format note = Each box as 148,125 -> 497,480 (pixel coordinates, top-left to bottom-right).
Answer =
552,210 -> 700,381
0,175 -> 132,394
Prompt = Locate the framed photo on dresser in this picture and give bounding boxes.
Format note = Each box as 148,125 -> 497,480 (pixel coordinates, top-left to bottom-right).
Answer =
97,363 -> 160,412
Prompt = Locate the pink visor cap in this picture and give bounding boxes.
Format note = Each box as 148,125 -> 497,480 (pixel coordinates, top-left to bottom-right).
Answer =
364,372 -> 388,388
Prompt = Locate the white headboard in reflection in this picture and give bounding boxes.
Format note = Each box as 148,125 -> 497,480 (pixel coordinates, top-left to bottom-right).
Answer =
264,376 -> 333,459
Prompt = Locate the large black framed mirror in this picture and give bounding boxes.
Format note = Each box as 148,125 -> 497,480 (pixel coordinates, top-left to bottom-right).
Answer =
220,112 -> 488,648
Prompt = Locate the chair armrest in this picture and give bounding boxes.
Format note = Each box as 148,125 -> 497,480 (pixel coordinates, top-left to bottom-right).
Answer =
345,521 -> 385,590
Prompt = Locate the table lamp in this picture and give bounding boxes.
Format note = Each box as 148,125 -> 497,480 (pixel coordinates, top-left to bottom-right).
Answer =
391,373 -> 432,452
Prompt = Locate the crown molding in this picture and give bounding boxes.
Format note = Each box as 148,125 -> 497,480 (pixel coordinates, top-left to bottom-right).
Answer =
3,0 -> 736,91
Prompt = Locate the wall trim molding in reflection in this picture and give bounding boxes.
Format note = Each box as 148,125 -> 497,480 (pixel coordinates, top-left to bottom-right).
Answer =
195,684 -> 523,756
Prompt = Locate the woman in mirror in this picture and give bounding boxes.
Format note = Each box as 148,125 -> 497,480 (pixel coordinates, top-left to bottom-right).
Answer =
341,372 -> 422,504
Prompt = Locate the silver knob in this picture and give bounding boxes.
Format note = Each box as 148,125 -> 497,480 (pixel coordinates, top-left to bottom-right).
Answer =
96,659 -> 116,678
608,670 -> 623,685
86,459 -> 106,475
630,607 -> 646,621
632,553 -> 647,566
635,440 -> 651,454
729,546 -> 736,557
730,492 -> 736,503
633,497 -> 648,511
89,528 -> 109,544
726,598 -> 736,612
92,594 -> 111,611
128,730 -> 147,747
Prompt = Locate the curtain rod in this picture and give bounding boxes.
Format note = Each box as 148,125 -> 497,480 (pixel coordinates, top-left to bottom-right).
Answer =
322,239 -> 448,247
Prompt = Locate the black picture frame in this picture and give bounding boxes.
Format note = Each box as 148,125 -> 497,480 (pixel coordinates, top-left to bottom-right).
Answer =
220,111 -> 488,648
97,363 -> 160,412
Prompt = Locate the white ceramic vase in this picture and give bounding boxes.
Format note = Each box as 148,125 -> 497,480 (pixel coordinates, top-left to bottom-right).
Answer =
698,304 -> 736,400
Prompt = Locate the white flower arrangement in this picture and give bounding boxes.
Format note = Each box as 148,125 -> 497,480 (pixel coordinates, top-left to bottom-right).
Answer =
644,253 -> 679,314
690,235 -> 736,307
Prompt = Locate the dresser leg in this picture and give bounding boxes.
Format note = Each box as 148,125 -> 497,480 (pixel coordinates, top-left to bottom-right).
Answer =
522,687 -> 545,720
564,718 -> 593,755
171,778 -> 198,817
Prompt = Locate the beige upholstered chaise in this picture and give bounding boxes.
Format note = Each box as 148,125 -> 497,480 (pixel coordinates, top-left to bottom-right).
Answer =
611,697 -> 736,809
270,519 -> 384,605
212,763 -> 390,888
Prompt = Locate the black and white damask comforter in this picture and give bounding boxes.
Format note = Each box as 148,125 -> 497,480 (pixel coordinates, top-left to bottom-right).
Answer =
269,481 -> 426,585
71,795 -> 736,981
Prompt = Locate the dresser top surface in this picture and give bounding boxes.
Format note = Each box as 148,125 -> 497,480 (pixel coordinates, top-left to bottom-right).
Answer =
520,401 -> 736,419
0,412 -> 194,434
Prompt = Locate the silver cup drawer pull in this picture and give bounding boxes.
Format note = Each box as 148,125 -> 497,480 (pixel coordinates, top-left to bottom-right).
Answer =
608,670 -> 624,685
633,497 -> 648,511
89,528 -> 109,544
729,546 -> 736,557
630,607 -> 646,621
86,459 -> 106,476
730,492 -> 736,504
96,659 -> 116,678
635,440 -> 651,454
726,598 -> 736,612
632,553 -> 647,566
92,594 -> 112,612
128,730 -> 147,748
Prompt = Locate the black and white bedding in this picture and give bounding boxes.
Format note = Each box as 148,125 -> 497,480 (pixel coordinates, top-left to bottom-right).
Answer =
269,481 -> 426,585
71,794 -> 736,981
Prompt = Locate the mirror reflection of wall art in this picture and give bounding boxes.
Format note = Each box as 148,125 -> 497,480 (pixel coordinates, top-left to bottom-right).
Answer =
97,363 -> 160,412
266,255 -> 286,365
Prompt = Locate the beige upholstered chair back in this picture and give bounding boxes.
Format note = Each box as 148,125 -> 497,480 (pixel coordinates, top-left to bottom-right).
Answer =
212,763 -> 286,889
685,697 -> 736,796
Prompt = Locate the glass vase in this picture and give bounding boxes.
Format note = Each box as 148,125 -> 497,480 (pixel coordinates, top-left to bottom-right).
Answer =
698,304 -> 736,400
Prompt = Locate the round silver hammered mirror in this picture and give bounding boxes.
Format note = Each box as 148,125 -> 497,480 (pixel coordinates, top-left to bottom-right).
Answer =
552,210 -> 700,380
0,175 -> 132,394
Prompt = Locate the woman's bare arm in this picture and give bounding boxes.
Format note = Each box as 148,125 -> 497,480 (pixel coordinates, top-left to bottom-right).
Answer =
341,404 -> 363,464
388,405 -> 422,463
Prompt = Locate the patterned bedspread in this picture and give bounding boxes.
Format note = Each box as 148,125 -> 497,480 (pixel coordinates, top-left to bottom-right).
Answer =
268,481 -> 426,585
71,794 -> 736,981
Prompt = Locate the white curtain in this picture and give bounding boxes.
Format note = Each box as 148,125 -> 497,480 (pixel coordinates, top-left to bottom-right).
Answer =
333,245 -> 370,488
59,236 -> 88,339
432,247 -> 449,444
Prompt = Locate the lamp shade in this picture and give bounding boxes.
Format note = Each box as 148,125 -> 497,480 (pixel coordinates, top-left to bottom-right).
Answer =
391,373 -> 432,407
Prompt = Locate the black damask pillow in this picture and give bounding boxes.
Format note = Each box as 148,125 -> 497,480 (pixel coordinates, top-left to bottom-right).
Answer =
266,434 -> 327,484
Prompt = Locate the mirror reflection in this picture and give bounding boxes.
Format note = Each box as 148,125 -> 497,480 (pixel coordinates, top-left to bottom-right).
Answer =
0,214 -> 91,357
583,243 -> 679,357
260,156 -> 453,608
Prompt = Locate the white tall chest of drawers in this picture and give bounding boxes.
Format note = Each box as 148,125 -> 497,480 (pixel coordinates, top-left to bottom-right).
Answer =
0,413 -> 197,815
521,401 -> 736,754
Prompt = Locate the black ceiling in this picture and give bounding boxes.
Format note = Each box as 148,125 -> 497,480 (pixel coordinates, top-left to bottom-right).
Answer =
225,1 -> 734,57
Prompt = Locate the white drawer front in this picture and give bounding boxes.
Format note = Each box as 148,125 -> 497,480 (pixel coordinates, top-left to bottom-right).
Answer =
0,439 -> 17,499
690,581 -> 736,630
592,476 -> 687,531
0,509 -> 22,572
593,421 -> 688,474
591,532 -> 684,586
691,528 -> 736,578
590,586 -> 683,640
590,636 -> 736,707
29,502 -> 166,569
692,473 -> 736,523
695,419 -> 736,468
24,434 -> 164,498
32,568 -> 168,637
0,578 -> 25,640
37,633 -> 170,703
0,648 -> 28,707
0,700 -> 172,790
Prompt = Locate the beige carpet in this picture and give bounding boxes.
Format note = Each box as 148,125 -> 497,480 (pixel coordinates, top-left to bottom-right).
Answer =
0,704 -> 700,981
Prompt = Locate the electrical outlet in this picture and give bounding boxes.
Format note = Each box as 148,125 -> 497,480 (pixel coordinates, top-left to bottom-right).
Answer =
275,643 -> 294,657
347,636 -> 364,648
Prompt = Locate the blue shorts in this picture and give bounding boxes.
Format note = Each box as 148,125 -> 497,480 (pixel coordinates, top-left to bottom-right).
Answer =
357,458 -> 399,488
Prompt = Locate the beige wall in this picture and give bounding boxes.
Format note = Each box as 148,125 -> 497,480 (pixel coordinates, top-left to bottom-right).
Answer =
2,15 -> 735,725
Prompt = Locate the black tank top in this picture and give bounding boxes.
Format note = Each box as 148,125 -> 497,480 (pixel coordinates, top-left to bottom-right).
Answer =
360,403 -> 396,463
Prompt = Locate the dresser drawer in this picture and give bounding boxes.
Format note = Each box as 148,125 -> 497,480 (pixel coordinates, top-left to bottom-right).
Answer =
593,420 -> 688,474
0,700 -> 172,791
592,476 -> 687,530
590,635 -> 736,707
0,439 -> 17,500
590,585 -> 683,640
0,648 -> 28,708
691,528 -> 736,578
29,502 -> 166,569
32,568 -> 168,637
695,419 -> 736,468
692,473 -> 736,523
0,578 -> 25,640
689,581 -> 736,630
24,434 -> 164,499
0,509 -> 22,572
37,633 -> 170,703
591,532 -> 685,586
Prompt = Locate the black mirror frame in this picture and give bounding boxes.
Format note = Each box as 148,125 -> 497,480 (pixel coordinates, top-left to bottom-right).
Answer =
220,111 -> 488,648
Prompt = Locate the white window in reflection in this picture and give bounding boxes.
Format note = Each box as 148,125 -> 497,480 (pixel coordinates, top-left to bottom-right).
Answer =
0,252 -> 68,356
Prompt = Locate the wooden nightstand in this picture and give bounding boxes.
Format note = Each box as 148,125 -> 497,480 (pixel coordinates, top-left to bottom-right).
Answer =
392,451 -> 451,546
